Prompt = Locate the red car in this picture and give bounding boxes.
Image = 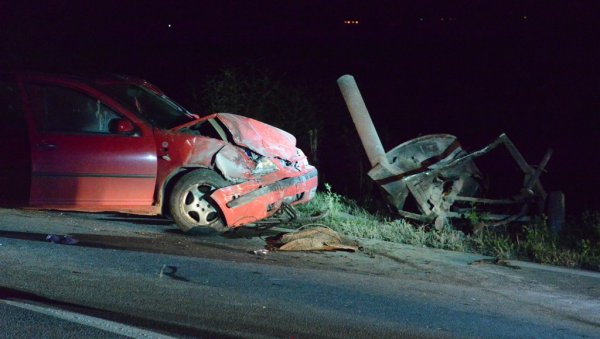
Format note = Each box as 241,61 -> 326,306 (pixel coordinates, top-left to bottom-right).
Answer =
0,73 -> 318,232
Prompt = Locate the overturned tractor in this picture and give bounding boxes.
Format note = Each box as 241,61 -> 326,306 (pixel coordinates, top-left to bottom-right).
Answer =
337,74 -> 565,231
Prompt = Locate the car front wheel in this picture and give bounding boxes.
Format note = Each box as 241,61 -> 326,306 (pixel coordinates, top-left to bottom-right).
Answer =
169,169 -> 229,233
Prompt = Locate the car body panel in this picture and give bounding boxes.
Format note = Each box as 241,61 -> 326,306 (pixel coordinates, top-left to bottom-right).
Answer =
19,74 -> 158,206
215,113 -> 300,161
156,114 -> 317,226
211,169 -> 317,226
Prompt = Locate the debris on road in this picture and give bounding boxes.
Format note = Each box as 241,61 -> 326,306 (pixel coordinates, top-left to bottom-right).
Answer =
158,264 -> 178,278
251,249 -> 269,256
158,264 -> 189,281
337,74 -> 564,230
267,227 -> 359,252
45,234 -> 79,245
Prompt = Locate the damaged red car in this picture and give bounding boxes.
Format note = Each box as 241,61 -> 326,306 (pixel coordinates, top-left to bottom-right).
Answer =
0,73 -> 318,232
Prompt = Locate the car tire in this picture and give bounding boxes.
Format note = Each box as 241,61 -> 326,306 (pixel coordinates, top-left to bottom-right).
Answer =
169,169 -> 229,233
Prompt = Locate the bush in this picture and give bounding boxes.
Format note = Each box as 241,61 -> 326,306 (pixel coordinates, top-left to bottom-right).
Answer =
517,223 -> 600,270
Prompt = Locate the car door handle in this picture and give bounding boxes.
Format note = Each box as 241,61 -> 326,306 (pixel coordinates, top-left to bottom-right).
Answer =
36,142 -> 57,151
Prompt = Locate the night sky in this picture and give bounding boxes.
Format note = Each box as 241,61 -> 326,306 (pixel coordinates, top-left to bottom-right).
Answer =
1,1 -> 599,213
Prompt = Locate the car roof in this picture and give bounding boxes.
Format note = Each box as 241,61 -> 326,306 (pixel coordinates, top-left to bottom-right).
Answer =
0,71 -> 164,95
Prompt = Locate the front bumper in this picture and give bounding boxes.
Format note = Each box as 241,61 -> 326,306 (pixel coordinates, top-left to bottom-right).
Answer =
210,169 -> 318,227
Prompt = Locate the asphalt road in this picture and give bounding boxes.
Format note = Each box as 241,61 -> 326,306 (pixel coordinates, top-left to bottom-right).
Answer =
1,208 -> 599,338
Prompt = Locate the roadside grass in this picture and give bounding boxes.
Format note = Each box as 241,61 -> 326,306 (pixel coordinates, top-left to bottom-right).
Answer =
473,212 -> 600,271
295,186 -> 600,272
296,184 -> 471,252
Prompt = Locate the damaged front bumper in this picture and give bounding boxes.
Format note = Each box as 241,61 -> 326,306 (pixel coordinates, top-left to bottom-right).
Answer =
210,169 -> 318,227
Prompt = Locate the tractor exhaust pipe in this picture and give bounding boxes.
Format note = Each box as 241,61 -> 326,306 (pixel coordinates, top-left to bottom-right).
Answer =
337,75 -> 387,167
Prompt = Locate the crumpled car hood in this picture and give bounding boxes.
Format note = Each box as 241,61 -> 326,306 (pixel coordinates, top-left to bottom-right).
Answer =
215,113 -> 299,160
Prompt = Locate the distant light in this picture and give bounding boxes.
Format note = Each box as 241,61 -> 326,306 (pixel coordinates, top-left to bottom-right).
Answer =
419,18 -> 424,22
343,20 -> 359,25
168,24 -> 172,28
523,15 -> 527,20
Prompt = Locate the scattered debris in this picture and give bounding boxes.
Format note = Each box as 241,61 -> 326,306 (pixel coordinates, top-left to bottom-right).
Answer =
251,249 -> 270,256
267,227 -> 359,252
159,264 -> 176,277
338,74 -> 565,230
247,203 -> 330,230
158,264 -> 188,281
45,234 -> 79,245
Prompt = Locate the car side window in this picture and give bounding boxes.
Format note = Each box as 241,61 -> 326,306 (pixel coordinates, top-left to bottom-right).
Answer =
27,85 -> 122,134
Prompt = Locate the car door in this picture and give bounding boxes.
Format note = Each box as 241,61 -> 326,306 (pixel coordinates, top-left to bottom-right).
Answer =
23,79 -> 157,207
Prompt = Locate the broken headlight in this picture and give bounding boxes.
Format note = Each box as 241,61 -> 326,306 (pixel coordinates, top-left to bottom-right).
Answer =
252,157 -> 279,176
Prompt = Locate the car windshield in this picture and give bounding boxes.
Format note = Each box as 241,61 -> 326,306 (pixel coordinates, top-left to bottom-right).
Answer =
100,83 -> 196,129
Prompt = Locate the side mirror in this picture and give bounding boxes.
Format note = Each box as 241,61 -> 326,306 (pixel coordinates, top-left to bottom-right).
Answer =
109,119 -> 136,135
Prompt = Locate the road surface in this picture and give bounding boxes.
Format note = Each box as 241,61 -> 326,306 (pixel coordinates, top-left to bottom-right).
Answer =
1,208 -> 599,338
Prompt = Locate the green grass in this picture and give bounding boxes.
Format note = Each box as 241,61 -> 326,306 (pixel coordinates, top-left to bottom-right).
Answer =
296,185 -> 600,271
512,218 -> 600,271
296,184 -> 471,252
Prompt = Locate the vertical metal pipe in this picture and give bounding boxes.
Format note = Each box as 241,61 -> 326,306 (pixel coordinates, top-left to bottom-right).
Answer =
337,75 -> 387,167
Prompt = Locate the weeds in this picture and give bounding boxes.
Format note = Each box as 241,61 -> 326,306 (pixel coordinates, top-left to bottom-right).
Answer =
471,229 -> 518,259
296,184 -> 472,252
296,185 -> 600,272
517,223 -> 600,270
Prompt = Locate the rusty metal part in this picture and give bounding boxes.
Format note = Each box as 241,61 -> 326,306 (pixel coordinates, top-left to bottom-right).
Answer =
547,191 -> 566,233
395,133 -> 552,227
339,74 -> 557,229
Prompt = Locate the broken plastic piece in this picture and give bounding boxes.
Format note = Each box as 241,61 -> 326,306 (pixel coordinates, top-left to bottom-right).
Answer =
158,264 -> 189,281
251,249 -> 269,256
158,264 -> 178,278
